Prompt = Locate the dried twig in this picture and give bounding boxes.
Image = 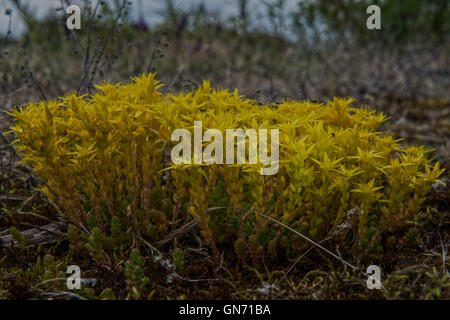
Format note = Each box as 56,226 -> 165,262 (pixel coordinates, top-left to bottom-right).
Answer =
0,222 -> 66,248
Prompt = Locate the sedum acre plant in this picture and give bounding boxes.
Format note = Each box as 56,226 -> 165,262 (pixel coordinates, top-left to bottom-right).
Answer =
8,73 -> 444,263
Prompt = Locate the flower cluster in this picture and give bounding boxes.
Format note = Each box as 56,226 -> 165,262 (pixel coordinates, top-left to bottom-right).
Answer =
9,73 -> 444,261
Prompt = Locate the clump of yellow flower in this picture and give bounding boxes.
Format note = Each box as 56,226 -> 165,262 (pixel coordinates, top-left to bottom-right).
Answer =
8,73 -> 444,259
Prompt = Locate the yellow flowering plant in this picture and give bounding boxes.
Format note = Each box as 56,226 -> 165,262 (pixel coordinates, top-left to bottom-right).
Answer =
8,73 -> 444,264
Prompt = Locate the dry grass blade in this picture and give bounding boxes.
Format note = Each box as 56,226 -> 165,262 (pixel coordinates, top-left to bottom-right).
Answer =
154,219 -> 199,247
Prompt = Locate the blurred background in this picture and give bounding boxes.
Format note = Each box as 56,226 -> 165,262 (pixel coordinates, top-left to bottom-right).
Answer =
0,0 -> 449,163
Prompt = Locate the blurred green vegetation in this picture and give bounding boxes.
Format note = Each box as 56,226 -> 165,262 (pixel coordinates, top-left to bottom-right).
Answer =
292,0 -> 449,43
